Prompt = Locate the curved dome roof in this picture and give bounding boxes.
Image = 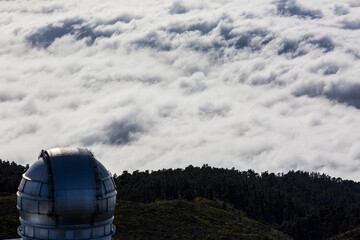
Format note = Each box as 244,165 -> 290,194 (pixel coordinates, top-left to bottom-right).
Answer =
17,147 -> 117,240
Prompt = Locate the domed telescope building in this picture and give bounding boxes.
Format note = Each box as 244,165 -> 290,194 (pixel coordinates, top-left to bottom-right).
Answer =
16,147 -> 117,240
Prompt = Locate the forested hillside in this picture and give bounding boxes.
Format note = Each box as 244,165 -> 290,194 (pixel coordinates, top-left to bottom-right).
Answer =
114,165 -> 360,240
2,160 -> 360,239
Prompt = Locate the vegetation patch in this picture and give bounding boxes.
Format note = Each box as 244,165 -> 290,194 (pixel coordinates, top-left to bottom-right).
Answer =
114,197 -> 291,240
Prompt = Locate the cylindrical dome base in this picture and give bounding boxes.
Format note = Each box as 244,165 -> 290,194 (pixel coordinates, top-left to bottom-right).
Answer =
18,218 -> 115,240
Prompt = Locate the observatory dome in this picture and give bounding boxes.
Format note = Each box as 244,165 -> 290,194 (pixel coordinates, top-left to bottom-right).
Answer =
17,147 -> 117,240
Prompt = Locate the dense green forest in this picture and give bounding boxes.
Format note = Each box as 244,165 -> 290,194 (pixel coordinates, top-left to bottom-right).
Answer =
1,160 -> 360,239
0,160 -> 28,193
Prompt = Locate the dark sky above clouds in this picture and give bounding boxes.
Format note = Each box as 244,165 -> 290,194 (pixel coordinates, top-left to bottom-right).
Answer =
2,0 -> 360,180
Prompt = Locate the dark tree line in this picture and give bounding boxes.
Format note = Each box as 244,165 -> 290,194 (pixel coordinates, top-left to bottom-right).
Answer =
0,159 -> 28,193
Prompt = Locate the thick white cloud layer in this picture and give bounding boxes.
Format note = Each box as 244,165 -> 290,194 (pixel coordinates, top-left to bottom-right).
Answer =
2,0 -> 360,180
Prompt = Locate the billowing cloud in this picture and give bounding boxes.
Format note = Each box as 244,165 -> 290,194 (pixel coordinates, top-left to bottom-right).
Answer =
276,0 -> 323,19
1,0 -> 360,180
82,113 -> 151,146
26,18 -> 112,47
341,18 -> 360,30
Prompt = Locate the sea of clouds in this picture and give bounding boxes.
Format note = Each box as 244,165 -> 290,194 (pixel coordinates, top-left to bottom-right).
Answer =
1,0 -> 360,180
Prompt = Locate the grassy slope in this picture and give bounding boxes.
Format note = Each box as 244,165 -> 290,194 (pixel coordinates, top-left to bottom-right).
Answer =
0,195 -> 291,240
329,227 -> 360,240
0,194 -> 19,239
113,197 -> 291,240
